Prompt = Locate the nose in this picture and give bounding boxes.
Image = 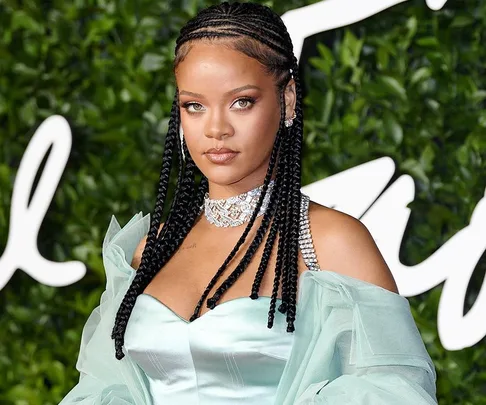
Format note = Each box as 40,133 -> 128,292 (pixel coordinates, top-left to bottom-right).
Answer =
204,108 -> 233,140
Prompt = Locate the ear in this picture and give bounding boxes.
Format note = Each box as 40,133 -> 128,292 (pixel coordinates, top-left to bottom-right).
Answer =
284,78 -> 296,120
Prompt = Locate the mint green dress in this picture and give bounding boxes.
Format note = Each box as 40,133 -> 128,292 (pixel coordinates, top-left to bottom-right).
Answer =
59,196 -> 437,405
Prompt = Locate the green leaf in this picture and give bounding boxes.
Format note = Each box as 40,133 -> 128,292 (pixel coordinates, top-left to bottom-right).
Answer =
450,15 -> 475,28
309,56 -> 332,75
19,98 -> 37,127
420,144 -> 435,172
405,16 -> 418,39
416,37 -> 440,47
11,10 -> 44,34
140,53 -> 166,72
410,67 -> 432,85
316,42 -> 334,64
321,89 -> 334,125
377,75 -> 408,102
339,29 -> 363,67
401,158 -> 429,185
383,110 -> 403,145
376,47 -> 389,70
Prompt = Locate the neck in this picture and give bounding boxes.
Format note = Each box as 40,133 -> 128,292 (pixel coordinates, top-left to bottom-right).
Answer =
207,174 -> 276,200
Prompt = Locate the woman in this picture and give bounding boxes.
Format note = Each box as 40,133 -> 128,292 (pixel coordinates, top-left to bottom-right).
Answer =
59,2 -> 437,404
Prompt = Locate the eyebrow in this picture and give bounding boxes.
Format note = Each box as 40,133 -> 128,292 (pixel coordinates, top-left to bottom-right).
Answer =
179,84 -> 262,98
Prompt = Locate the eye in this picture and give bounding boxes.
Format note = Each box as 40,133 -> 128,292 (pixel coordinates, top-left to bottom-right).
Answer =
232,97 -> 256,110
182,102 -> 205,114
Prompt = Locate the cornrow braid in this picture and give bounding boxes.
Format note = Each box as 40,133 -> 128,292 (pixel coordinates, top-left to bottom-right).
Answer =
267,128 -> 293,328
284,57 -> 304,332
249,124 -> 289,300
134,97 -> 179,275
112,1 -> 305,359
273,125 -> 294,317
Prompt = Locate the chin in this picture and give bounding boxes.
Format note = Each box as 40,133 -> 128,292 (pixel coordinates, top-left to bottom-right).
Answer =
203,171 -> 245,187
197,164 -> 248,186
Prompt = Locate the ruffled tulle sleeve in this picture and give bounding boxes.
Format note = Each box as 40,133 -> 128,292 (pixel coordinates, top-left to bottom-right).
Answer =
59,213 -> 153,405
275,270 -> 437,405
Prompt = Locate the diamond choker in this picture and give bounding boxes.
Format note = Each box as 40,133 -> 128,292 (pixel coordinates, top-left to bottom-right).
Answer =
203,180 -> 275,227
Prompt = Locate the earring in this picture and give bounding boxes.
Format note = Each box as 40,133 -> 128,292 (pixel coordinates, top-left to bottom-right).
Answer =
285,111 -> 296,127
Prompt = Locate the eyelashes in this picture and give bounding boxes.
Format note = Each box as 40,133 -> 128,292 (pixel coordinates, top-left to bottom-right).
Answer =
232,97 -> 256,110
181,97 -> 257,115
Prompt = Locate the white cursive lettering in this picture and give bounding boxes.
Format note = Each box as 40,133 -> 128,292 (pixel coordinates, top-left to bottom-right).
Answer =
0,116 -> 86,289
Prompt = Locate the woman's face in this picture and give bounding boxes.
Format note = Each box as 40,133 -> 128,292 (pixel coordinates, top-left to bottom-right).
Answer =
175,42 -> 295,194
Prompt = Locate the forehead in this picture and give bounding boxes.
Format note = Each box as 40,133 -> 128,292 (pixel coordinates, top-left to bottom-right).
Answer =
175,42 -> 272,89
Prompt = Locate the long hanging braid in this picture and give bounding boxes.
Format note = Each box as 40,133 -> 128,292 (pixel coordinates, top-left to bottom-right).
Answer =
111,1 -> 304,360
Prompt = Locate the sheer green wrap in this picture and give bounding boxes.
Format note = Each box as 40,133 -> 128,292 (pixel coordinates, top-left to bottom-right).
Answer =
60,213 -> 437,405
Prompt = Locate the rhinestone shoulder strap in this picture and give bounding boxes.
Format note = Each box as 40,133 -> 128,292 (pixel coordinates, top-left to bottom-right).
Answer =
298,193 -> 320,271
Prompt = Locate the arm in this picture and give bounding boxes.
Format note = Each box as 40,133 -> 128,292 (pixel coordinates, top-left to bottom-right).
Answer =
59,298 -> 140,405
281,206 -> 437,404
294,295 -> 437,405
130,220 -> 165,270
59,215 -> 152,405
308,203 -> 398,293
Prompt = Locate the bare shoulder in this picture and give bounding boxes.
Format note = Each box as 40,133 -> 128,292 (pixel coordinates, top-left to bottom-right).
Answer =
130,222 -> 164,270
307,201 -> 398,293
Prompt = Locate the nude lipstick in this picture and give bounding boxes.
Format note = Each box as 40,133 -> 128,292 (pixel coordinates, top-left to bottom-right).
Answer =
204,148 -> 239,164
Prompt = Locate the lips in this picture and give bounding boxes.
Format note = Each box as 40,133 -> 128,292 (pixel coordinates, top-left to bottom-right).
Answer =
204,148 -> 239,164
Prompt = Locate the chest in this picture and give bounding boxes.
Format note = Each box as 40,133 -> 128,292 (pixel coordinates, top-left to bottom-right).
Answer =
142,219 -> 307,320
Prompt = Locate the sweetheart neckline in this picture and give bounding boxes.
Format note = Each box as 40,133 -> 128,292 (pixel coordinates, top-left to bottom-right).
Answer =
138,293 -> 284,325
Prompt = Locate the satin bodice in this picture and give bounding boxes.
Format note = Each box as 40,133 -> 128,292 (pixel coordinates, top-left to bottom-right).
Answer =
125,295 -> 294,404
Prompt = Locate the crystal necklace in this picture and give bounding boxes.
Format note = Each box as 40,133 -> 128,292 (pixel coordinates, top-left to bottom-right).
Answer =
203,180 -> 275,227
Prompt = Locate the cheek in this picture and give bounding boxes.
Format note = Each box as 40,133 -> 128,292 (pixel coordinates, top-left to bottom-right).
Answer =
239,104 -> 281,150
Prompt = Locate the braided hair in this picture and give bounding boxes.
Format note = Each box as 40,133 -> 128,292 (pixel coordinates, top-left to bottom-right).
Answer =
111,1 -> 304,360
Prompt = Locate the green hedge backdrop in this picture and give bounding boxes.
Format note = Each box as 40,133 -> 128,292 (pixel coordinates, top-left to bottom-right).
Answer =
0,0 -> 485,404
